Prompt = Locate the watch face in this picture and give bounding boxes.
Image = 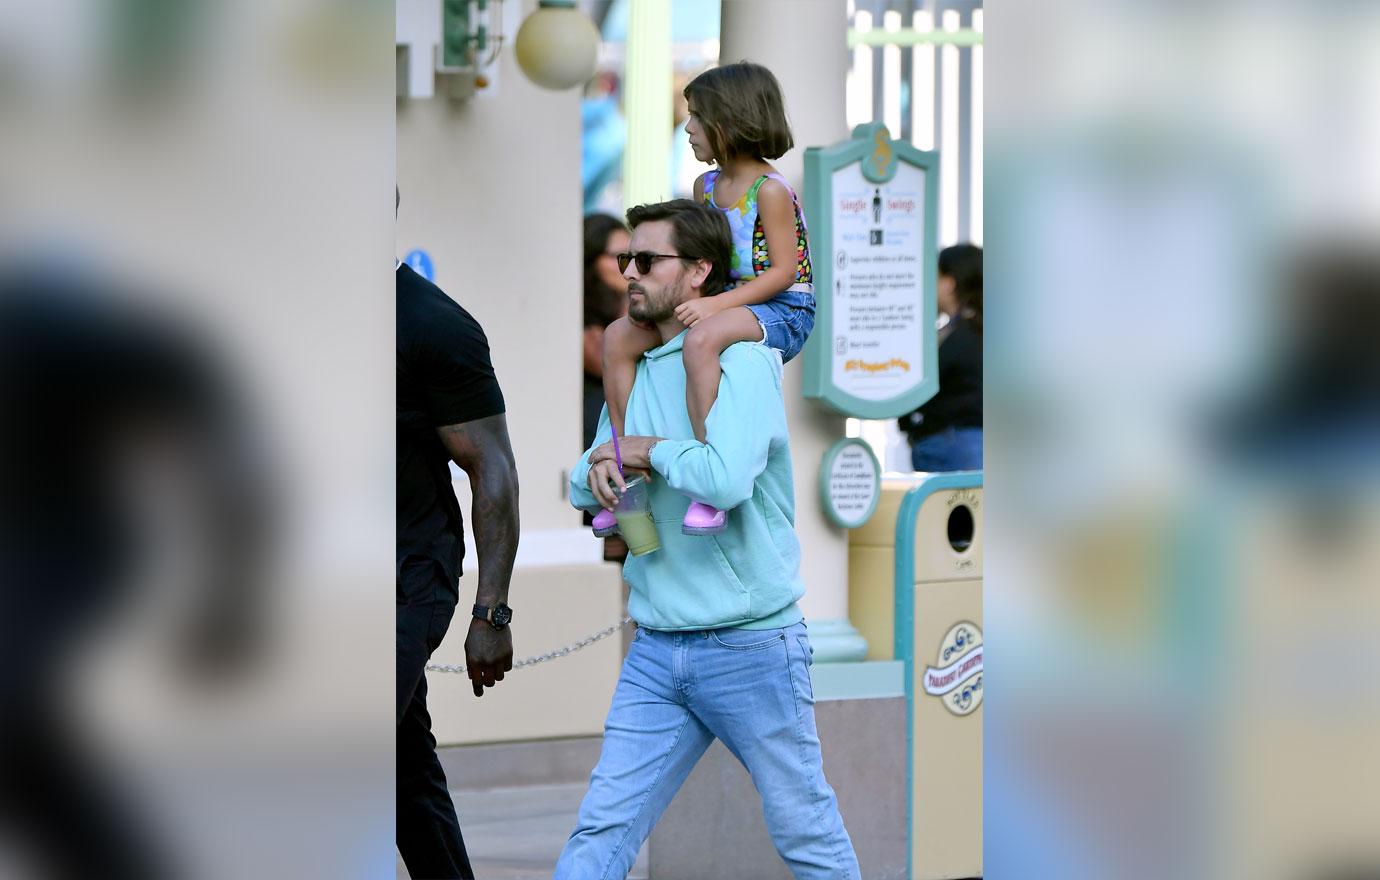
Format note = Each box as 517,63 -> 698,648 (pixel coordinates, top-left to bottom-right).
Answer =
492,604 -> 512,627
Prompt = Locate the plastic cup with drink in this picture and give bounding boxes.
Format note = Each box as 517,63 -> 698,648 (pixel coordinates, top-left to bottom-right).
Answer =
609,426 -> 660,556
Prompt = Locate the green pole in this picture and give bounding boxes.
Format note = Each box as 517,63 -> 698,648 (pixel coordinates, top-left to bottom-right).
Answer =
622,0 -> 673,212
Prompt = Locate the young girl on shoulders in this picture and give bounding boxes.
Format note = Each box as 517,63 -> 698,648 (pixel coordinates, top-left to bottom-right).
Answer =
596,61 -> 815,537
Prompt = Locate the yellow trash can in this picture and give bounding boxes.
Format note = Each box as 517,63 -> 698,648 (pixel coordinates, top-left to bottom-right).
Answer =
895,472 -> 983,880
848,476 -> 930,661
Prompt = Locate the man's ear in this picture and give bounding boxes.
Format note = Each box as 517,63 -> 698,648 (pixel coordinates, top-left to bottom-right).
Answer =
687,259 -> 713,290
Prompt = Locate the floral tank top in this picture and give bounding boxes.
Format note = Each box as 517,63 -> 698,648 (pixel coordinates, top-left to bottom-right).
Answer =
702,170 -> 813,292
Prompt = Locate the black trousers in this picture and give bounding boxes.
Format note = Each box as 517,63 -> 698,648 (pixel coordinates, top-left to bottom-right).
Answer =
397,557 -> 473,880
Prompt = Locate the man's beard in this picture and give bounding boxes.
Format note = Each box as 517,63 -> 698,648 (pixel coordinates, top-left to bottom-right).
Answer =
627,274 -> 684,324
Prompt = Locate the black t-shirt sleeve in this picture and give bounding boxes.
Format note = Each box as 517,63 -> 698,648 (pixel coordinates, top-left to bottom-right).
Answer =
411,305 -> 506,427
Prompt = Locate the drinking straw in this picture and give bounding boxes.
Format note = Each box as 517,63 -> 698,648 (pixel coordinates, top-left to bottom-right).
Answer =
611,424 -> 623,475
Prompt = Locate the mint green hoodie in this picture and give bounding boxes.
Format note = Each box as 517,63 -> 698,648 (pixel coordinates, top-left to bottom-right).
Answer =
570,330 -> 804,631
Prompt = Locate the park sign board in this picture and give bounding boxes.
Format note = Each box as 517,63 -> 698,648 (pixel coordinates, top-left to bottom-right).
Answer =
802,123 -> 939,418
818,437 -> 881,529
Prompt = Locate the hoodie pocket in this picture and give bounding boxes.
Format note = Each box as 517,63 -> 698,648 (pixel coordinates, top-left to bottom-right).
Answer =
625,525 -> 752,627
705,536 -> 752,615
711,525 -> 796,620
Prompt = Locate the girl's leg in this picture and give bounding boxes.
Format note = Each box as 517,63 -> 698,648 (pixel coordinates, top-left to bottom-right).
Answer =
683,306 -> 766,443
601,317 -> 663,435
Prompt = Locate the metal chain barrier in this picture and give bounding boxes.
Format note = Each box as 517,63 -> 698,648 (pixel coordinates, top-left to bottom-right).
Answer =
426,616 -> 633,675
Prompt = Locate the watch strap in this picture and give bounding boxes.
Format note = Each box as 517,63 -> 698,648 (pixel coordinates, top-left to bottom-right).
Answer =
473,602 -> 512,628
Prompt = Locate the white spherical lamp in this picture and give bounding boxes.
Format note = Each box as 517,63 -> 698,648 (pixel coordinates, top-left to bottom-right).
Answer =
514,0 -> 600,90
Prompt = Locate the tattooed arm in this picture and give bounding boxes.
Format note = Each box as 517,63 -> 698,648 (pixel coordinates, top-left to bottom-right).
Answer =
436,412 -> 519,696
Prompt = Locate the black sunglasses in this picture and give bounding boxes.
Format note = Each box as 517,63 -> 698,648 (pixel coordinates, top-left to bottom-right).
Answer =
616,251 -> 693,274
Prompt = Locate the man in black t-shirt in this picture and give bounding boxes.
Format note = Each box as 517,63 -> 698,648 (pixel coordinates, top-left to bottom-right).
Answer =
396,243 -> 519,879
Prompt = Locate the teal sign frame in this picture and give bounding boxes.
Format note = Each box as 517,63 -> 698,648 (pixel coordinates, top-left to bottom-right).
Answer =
817,437 -> 882,529
802,123 -> 940,418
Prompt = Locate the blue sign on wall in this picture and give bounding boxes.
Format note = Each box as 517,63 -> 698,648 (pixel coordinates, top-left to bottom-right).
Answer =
404,249 -> 435,281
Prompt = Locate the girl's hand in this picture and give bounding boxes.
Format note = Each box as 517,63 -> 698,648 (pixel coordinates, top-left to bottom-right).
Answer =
674,297 -> 725,328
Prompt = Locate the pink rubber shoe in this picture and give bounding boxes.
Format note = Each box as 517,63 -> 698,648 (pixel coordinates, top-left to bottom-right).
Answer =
592,507 -> 619,538
681,501 -> 726,536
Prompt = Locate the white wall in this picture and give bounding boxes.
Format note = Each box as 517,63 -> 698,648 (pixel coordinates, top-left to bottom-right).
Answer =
398,1 -> 628,745
397,0 -> 585,533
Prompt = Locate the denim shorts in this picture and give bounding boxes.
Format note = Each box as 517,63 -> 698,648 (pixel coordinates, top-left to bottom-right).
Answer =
747,285 -> 816,364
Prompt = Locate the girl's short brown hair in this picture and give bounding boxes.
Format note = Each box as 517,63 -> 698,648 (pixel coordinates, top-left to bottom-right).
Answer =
683,61 -> 794,162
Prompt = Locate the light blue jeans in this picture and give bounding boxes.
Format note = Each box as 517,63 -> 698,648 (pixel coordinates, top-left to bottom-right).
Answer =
554,621 -> 860,880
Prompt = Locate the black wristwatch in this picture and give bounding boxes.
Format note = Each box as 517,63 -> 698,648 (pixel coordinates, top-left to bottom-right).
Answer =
473,602 -> 513,630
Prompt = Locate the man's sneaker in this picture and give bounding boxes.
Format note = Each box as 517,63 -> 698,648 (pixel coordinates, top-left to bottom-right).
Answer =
592,507 -> 620,538
681,501 -> 726,536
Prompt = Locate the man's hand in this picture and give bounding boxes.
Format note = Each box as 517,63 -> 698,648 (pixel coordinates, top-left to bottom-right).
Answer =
591,435 -> 661,472
587,458 -> 652,510
464,618 -> 513,698
436,413 -> 520,698
587,458 -> 625,510
674,297 -> 726,328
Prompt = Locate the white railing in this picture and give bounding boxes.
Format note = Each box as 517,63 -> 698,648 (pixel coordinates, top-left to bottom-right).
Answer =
845,1 -> 983,470
847,0 -> 983,247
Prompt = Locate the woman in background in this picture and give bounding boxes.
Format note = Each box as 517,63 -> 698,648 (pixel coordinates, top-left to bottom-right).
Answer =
900,243 -> 983,471
580,215 -> 633,562
581,214 -> 631,452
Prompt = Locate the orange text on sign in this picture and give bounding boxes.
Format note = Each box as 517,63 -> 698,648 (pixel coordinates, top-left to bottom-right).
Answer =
844,358 -> 911,373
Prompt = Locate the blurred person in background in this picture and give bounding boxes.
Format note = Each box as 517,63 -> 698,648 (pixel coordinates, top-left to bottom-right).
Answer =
583,214 -> 634,562
396,190 -> 519,879
0,264 -> 269,880
900,243 -> 984,472
582,73 -> 628,215
579,219 -> 632,565
582,213 -> 632,452
1225,245 -> 1380,464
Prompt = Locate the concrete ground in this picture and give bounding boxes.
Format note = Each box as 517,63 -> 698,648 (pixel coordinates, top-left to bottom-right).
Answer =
396,782 -> 648,880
